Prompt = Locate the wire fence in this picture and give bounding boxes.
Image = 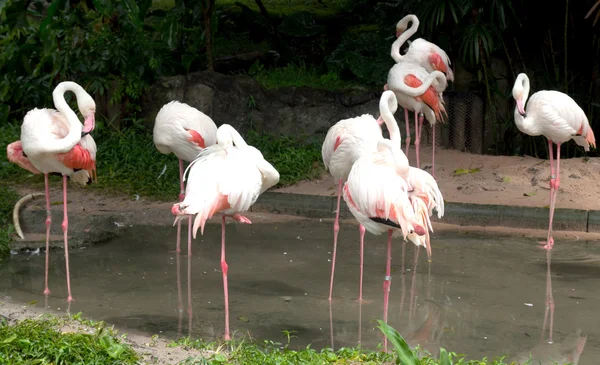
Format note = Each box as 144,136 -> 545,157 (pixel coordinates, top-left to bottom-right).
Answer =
417,91 -> 486,154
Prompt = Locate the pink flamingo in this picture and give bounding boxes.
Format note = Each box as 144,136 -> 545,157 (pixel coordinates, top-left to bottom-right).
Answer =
388,14 -> 453,178
342,90 -> 428,351
7,81 -> 97,302
512,73 -> 596,250
321,109 -> 390,302
385,63 -> 447,177
153,101 -> 217,255
171,123 -> 280,340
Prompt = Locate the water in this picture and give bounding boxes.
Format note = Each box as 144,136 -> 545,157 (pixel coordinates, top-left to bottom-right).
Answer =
1,218 -> 598,364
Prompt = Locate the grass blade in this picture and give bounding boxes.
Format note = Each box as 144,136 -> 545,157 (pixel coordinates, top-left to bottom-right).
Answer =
376,320 -> 419,365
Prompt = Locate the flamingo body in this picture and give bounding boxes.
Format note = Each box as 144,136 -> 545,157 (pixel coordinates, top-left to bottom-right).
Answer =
322,114 -> 383,181
153,100 -> 218,161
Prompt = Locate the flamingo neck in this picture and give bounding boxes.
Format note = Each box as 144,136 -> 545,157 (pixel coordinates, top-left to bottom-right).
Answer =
50,82 -> 84,153
391,16 -> 419,63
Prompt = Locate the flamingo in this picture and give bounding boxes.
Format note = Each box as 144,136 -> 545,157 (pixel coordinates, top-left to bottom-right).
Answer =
6,81 -> 97,302
153,101 -> 218,256
342,90 -> 428,350
512,73 -> 596,250
321,112 -> 386,302
171,123 -> 280,340
385,63 -> 447,177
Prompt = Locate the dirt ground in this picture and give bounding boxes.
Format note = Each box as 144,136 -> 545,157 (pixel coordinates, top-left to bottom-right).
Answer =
0,299 -> 211,365
276,146 -> 600,211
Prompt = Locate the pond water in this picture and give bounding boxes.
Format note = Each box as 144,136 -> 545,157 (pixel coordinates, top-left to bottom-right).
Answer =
1,218 -> 598,364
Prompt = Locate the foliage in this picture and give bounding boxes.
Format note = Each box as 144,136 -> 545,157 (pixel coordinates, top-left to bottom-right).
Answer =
0,186 -> 19,261
244,129 -> 325,186
0,315 -> 139,364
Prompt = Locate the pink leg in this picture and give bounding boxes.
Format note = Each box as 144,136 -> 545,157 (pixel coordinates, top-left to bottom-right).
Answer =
398,241 -> 406,318
540,141 -> 557,250
221,215 -> 231,340
43,174 -> 52,296
540,249 -> 555,344
328,179 -> 343,301
432,123 -> 436,179
329,300 -> 335,349
409,245 -> 420,321
187,248 -> 193,337
356,224 -> 366,302
414,111 -> 421,168
61,175 -> 73,302
175,159 -> 185,253
405,108 -> 411,158
176,252 -> 183,337
382,229 -> 393,352
187,216 -> 192,257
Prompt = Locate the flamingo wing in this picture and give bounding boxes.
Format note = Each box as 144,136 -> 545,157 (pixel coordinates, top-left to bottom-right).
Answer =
408,166 -> 444,218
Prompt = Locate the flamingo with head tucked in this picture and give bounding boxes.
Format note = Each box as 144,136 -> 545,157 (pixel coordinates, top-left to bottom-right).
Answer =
171,123 -> 280,340
6,81 -> 97,302
385,63 -> 447,176
153,101 -> 218,256
512,73 -> 596,250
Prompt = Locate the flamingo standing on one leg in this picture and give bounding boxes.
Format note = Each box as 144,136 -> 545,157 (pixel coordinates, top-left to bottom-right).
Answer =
343,91 -> 428,351
512,73 -> 596,250
387,14 -> 453,178
171,123 -> 280,340
7,81 -> 97,302
153,101 -> 217,256
385,63 -> 447,176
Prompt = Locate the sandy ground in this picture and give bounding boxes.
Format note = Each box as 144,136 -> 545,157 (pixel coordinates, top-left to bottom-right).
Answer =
0,299 -> 212,365
275,147 -> 600,211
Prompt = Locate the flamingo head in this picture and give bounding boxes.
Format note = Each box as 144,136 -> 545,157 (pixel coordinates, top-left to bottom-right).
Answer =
512,73 -> 528,117
77,93 -> 96,134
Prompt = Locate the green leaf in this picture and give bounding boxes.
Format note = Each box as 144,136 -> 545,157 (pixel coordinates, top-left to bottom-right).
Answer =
454,168 -> 480,175
439,348 -> 452,365
524,191 -> 536,196
376,320 -> 418,365
2,334 -> 17,344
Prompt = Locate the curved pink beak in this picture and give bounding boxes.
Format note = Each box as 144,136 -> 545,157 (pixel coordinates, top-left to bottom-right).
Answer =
375,116 -> 384,125
83,113 -> 95,134
516,98 -> 526,116
396,30 -> 402,38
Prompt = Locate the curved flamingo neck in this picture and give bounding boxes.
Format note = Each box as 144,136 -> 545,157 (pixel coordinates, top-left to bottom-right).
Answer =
391,15 -> 419,63
50,82 -> 84,153
392,69 -> 447,97
379,91 -> 401,148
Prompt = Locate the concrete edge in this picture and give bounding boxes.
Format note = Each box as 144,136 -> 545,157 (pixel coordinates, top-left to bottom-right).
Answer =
251,192 -> 598,233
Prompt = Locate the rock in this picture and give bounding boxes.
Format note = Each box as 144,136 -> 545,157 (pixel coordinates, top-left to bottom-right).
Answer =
141,70 -> 380,140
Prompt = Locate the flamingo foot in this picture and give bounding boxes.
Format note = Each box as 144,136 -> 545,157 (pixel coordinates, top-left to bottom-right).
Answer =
43,288 -> 51,295
538,237 -> 554,251
66,296 -> 75,303
228,214 -> 252,224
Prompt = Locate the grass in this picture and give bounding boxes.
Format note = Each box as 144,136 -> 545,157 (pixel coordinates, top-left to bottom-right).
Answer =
0,314 -> 139,364
248,62 -> 361,91
0,121 -> 324,202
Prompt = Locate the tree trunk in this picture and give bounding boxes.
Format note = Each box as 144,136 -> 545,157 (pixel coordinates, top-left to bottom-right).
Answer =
203,0 -> 216,71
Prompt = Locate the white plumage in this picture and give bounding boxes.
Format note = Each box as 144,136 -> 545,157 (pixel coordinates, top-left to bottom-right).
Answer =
153,100 -> 218,161
173,124 -> 280,238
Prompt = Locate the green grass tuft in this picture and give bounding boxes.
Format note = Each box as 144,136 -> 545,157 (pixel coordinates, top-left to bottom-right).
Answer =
0,316 -> 139,364
249,62 -> 361,91
245,129 -> 325,186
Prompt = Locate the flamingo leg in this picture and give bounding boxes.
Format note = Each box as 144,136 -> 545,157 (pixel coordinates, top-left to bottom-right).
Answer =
187,248 -> 193,337
414,111 -> 421,168
405,108 -> 411,158
382,229 -> 393,352
221,215 -> 231,340
541,140 -> 558,250
328,179 -> 343,301
175,159 -> 185,254
409,245 -> 420,322
43,174 -> 51,296
357,224 -> 366,302
61,174 -> 73,302
398,241 -> 406,318
176,252 -> 183,337
432,123 -> 436,179
540,249 -> 555,344
329,300 -> 335,349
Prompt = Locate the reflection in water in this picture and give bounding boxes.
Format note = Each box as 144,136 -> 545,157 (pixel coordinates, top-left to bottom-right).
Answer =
513,250 -> 587,365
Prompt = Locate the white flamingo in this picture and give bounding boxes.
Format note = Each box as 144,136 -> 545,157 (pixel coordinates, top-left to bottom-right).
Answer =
6,81 -> 97,302
153,100 -> 218,255
171,123 -> 280,340
386,63 -> 447,176
512,73 -> 596,250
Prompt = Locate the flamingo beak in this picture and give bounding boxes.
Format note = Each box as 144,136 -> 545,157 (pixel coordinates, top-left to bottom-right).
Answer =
396,30 -> 402,38
516,98 -> 526,117
375,116 -> 384,125
83,113 -> 95,135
